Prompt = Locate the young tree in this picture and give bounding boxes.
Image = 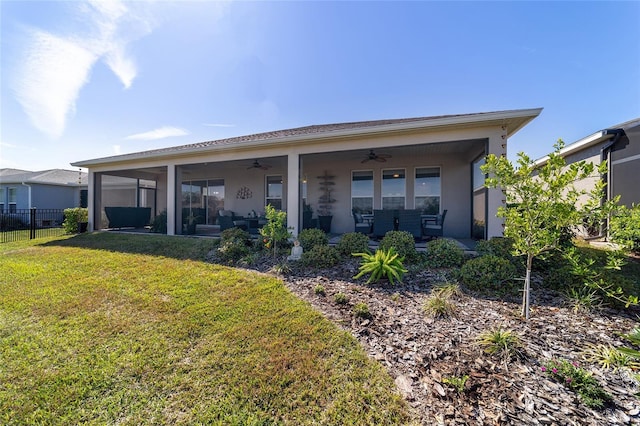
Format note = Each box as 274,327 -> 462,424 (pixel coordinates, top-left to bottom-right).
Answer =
259,204 -> 292,258
481,140 -> 608,319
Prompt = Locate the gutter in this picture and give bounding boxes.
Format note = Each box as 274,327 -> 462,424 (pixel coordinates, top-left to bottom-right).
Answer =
597,129 -> 624,240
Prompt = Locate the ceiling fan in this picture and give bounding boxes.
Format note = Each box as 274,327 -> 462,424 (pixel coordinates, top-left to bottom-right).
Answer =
361,149 -> 392,163
247,160 -> 271,170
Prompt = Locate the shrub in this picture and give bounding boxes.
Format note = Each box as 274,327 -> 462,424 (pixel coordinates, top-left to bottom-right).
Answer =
301,245 -> 340,268
62,207 -> 88,234
423,239 -> 464,268
423,293 -> 456,319
149,210 -> 167,234
218,227 -> 252,263
297,228 -> 329,251
475,236 -> 525,272
609,204 -> 640,253
542,359 -> 612,409
582,344 -> 634,371
336,232 -> 370,257
476,237 -> 515,259
334,292 -> 349,305
459,255 -> 517,293
477,327 -> 522,361
269,261 -> 292,276
314,285 -> 326,296
353,302 -> 372,319
379,231 -> 416,261
221,227 -> 251,244
431,282 -> 463,299
353,248 -> 408,285
565,287 -> 601,314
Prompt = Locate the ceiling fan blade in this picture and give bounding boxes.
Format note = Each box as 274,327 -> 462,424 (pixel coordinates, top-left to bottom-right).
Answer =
361,158 -> 370,163
375,157 -> 387,162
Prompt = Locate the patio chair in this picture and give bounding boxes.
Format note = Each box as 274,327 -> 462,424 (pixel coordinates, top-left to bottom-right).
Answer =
352,211 -> 372,234
373,209 -> 395,238
422,209 -> 447,239
398,209 -> 422,239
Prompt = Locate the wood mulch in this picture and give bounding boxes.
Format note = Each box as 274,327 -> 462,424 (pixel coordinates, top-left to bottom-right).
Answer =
210,253 -> 640,425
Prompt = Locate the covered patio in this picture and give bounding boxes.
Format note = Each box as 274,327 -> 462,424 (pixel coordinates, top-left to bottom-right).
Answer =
72,109 -> 542,241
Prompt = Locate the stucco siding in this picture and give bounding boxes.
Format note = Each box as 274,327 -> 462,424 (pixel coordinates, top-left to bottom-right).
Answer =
31,185 -> 79,210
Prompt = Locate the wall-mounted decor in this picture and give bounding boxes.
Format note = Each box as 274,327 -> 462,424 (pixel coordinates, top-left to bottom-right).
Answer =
236,186 -> 252,199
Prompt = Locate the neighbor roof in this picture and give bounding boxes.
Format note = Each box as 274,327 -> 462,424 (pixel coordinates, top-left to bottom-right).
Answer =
72,108 -> 542,168
535,117 -> 640,165
0,169 -> 88,186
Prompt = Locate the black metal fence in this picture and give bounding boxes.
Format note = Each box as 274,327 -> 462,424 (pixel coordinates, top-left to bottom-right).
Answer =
0,208 -> 67,243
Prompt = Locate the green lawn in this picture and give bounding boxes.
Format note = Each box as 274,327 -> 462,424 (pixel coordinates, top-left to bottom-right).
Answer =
0,233 -> 411,425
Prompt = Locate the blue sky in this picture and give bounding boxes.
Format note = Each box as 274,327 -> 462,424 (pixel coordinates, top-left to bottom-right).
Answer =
1,1 -> 639,172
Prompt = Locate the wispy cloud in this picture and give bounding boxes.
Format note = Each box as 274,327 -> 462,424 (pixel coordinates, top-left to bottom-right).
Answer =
203,123 -> 236,128
0,141 -> 18,149
125,126 -> 189,141
12,1 -> 155,138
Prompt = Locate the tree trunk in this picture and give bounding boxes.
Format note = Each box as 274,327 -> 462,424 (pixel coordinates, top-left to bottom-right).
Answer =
522,254 -> 533,320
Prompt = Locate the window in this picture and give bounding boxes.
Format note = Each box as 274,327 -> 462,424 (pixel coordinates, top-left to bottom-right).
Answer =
266,175 -> 283,210
415,167 -> 441,215
206,179 -> 225,225
0,187 -> 4,212
382,169 -> 405,210
351,170 -> 373,214
8,187 -> 16,213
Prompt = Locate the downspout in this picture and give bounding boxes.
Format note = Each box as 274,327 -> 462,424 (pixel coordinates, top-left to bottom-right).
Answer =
598,129 -> 624,240
21,182 -> 32,210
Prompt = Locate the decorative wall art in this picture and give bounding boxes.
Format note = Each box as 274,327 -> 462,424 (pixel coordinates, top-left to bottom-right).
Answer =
236,186 -> 252,199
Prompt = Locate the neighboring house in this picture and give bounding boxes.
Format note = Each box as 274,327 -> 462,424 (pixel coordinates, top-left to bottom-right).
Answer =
0,169 -> 88,212
71,109 -> 542,238
535,118 -> 640,236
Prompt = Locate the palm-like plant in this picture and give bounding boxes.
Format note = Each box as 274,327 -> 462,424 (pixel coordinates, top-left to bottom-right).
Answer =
353,247 -> 408,285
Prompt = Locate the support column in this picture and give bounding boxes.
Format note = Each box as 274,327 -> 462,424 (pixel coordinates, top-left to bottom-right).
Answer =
167,164 -> 177,235
90,171 -> 102,232
486,128 -> 507,238
287,153 -> 300,237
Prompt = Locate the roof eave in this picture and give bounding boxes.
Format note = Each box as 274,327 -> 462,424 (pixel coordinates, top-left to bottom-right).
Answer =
72,108 -> 542,168
534,130 -> 614,166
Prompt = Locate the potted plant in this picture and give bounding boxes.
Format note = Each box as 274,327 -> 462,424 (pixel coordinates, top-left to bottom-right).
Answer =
317,170 -> 336,233
303,201 -> 314,229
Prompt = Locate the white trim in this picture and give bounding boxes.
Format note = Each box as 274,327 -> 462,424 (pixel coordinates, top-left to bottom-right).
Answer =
535,131 -> 612,166
611,153 -> 640,166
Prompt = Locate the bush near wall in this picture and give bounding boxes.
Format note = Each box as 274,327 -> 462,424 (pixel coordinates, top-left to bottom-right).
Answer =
609,204 -> 640,254
62,208 -> 88,234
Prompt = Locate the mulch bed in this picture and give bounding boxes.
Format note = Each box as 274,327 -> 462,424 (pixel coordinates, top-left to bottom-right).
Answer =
209,252 -> 640,425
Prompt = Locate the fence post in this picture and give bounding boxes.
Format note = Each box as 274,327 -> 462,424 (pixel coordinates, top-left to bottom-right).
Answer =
30,208 -> 37,239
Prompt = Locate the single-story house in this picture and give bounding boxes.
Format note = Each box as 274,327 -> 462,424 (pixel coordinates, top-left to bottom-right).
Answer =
535,117 -> 640,237
0,168 -> 88,212
71,108 -> 542,238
